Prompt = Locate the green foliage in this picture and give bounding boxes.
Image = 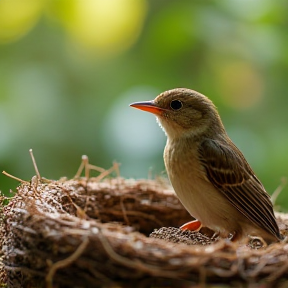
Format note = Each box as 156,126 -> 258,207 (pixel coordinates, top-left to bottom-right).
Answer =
0,0 -> 288,209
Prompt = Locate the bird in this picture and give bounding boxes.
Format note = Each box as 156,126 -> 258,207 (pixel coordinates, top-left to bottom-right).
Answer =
130,88 -> 282,243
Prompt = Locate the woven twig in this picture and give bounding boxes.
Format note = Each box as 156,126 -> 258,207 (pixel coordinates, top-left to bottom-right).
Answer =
1,177 -> 288,288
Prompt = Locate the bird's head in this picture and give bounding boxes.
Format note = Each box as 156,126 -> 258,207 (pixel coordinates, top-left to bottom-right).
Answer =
130,88 -> 225,140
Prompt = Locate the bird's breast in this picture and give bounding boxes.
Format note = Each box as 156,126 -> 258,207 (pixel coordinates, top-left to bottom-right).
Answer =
164,139 -> 208,210
164,139 -> 234,231
164,139 -> 205,186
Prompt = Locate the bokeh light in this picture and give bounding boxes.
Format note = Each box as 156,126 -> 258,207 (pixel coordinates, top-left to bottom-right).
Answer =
216,61 -> 264,109
0,0 -> 288,211
0,0 -> 45,43
102,86 -> 166,178
47,0 -> 147,56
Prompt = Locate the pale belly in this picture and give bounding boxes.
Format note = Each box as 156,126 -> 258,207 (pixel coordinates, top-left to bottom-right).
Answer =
164,140 -> 243,236
169,170 -> 234,231
164,139 -> 278,242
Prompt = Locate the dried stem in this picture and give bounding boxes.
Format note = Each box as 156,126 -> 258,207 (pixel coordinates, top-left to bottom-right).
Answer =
46,237 -> 90,288
94,162 -> 120,182
29,149 -> 41,180
74,155 -> 89,178
2,171 -> 28,184
271,177 -> 287,205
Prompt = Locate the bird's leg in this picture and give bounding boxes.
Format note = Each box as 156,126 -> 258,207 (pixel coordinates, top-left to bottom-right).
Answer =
180,220 -> 202,231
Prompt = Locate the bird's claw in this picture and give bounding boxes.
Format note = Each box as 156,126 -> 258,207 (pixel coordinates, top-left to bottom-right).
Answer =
180,220 -> 202,231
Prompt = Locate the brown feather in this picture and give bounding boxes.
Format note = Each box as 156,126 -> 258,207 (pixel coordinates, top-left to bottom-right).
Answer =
199,138 -> 281,240
130,88 -> 282,242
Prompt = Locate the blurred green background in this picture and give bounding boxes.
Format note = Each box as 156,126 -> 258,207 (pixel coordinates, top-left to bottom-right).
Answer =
0,0 -> 288,210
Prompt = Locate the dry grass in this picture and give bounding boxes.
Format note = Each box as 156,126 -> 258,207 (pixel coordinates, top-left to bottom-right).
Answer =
1,157 -> 288,287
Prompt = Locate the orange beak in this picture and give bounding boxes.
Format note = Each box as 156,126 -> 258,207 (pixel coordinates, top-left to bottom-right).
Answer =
129,101 -> 163,116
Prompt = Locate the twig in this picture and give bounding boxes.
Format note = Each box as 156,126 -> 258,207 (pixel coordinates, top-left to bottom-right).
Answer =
106,210 -> 164,226
88,164 -> 106,174
46,237 -> 89,288
74,155 -> 107,179
94,162 -> 120,182
62,187 -> 88,219
97,229 -> 181,278
267,259 -> 288,282
120,197 -> 130,226
29,149 -> 41,180
271,177 -> 287,205
2,171 -> 28,184
74,155 -> 89,178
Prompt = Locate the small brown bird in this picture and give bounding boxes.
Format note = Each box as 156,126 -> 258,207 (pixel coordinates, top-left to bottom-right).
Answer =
130,88 -> 281,243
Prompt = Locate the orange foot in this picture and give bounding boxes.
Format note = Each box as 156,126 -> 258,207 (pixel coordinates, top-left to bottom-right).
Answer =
180,220 -> 202,231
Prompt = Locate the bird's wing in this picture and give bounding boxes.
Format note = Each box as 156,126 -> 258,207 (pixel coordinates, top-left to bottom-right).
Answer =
198,138 -> 280,240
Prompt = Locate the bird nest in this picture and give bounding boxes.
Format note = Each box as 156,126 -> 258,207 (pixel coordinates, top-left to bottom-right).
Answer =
1,157 -> 288,288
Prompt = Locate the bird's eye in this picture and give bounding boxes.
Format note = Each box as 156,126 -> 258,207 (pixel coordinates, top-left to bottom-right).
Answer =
170,99 -> 183,110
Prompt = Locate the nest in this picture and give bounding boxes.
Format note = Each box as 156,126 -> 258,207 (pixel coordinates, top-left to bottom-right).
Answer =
1,161 -> 288,288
